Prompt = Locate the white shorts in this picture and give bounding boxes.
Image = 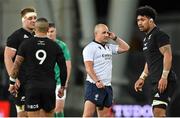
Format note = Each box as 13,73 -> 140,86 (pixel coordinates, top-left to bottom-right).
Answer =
55,84 -> 67,100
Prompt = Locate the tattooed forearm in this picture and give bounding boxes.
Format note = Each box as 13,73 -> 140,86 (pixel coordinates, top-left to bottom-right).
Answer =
159,44 -> 172,74
10,55 -> 24,78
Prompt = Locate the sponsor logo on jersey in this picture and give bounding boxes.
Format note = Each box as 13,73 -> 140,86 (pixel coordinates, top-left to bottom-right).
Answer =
24,34 -> 29,38
37,40 -> 45,45
143,43 -> 148,50
102,54 -> 112,60
95,94 -> 99,101
148,34 -> 152,40
27,104 -> 39,109
21,96 -> 25,102
154,93 -> 160,98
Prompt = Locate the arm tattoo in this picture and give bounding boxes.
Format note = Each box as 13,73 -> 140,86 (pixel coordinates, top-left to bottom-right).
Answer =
10,56 -> 24,78
159,44 -> 171,55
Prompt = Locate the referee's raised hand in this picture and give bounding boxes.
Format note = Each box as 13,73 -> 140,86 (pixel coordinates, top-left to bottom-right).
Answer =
108,31 -> 116,40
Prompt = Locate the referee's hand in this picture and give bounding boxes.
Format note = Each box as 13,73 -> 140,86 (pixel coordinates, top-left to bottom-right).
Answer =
95,80 -> 105,89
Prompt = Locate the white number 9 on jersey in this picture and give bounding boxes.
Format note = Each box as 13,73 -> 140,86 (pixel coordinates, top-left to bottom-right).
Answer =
35,49 -> 47,64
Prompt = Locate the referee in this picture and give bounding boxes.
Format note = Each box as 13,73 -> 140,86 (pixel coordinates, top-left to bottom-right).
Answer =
82,24 -> 130,117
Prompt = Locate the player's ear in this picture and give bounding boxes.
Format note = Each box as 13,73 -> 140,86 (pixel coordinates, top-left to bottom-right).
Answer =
149,18 -> 153,23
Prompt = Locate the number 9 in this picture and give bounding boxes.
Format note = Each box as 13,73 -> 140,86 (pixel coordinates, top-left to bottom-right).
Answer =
35,49 -> 47,64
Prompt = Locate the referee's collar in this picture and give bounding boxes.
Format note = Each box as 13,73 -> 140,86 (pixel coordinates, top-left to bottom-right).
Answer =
93,39 -> 105,47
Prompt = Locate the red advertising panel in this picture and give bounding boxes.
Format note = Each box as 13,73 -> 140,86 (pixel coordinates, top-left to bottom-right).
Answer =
0,101 -> 10,117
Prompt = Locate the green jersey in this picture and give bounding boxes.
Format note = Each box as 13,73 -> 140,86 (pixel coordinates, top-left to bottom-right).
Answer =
55,38 -> 71,85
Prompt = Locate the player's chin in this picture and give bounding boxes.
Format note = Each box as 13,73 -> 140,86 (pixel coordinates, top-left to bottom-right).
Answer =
138,27 -> 144,31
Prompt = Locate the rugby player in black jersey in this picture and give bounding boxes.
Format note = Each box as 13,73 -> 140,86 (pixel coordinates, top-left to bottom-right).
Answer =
4,7 -> 37,117
8,18 -> 67,117
134,6 -> 177,117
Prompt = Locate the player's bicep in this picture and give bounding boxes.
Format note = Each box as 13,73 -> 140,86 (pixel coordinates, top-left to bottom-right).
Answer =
4,47 -> 16,59
159,44 -> 172,56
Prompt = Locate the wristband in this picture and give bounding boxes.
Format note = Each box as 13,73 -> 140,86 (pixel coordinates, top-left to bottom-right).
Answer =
9,77 -> 16,85
112,36 -> 117,41
140,72 -> 148,80
161,70 -> 169,79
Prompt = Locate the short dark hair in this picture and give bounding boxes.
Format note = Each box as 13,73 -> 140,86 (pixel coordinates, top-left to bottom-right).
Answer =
36,17 -> 48,23
136,5 -> 157,20
20,7 -> 36,17
35,18 -> 49,33
49,23 -> 55,28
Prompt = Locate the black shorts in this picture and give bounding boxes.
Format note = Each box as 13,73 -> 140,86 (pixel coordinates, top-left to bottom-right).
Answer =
84,81 -> 113,108
25,87 -> 56,112
13,85 -> 25,106
151,81 -> 177,109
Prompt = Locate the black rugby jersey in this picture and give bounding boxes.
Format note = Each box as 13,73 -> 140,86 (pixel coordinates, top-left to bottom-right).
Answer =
142,27 -> 177,83
6,28 -> 34,83
17,37 -> 67,89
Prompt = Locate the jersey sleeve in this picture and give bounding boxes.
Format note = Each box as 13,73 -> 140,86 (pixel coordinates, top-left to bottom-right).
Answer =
61,42 -> 71,61
6,32 -> 20,50
156,31 -> 170,48
56,44 -> 67,86
17,40 -> 28,57
107,44 -> 119,54
82,44 -> 95,62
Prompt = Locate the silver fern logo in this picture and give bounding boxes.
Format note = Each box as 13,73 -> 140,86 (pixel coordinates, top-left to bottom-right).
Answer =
95,94 -> 99,101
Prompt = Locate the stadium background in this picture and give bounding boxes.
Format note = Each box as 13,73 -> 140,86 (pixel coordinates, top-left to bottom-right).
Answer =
0,0 -> 180,117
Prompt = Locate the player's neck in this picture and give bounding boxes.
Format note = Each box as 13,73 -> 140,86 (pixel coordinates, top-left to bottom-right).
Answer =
146,24 -> 156,34
35,32 -> 47,38
22,27 -> 33,33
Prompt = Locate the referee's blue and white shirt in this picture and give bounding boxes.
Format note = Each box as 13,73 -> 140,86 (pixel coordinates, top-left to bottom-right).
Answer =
83,40 -> 119,86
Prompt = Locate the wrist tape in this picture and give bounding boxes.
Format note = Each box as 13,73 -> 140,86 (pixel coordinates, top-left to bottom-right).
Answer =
9,77 -> 16,85
162,70 -> 169,79
140,72 -> 148,80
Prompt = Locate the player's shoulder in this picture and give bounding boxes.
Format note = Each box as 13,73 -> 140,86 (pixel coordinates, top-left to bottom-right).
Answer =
55,39 -> 66,46
20,38 -> 32,46
153,27 -> 168,37
46,38 -> 60,47
8,28 -> 23,38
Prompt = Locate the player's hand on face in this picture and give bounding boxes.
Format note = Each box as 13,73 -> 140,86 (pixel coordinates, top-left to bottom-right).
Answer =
134,78 -> 144,92
96,80 -> 105,89
158,78 -> 168,93
108,31 -> 116,39
58,87 -> 65,98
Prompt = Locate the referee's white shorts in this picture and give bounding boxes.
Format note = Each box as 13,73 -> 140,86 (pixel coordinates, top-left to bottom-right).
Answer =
55,84 -> 67,100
